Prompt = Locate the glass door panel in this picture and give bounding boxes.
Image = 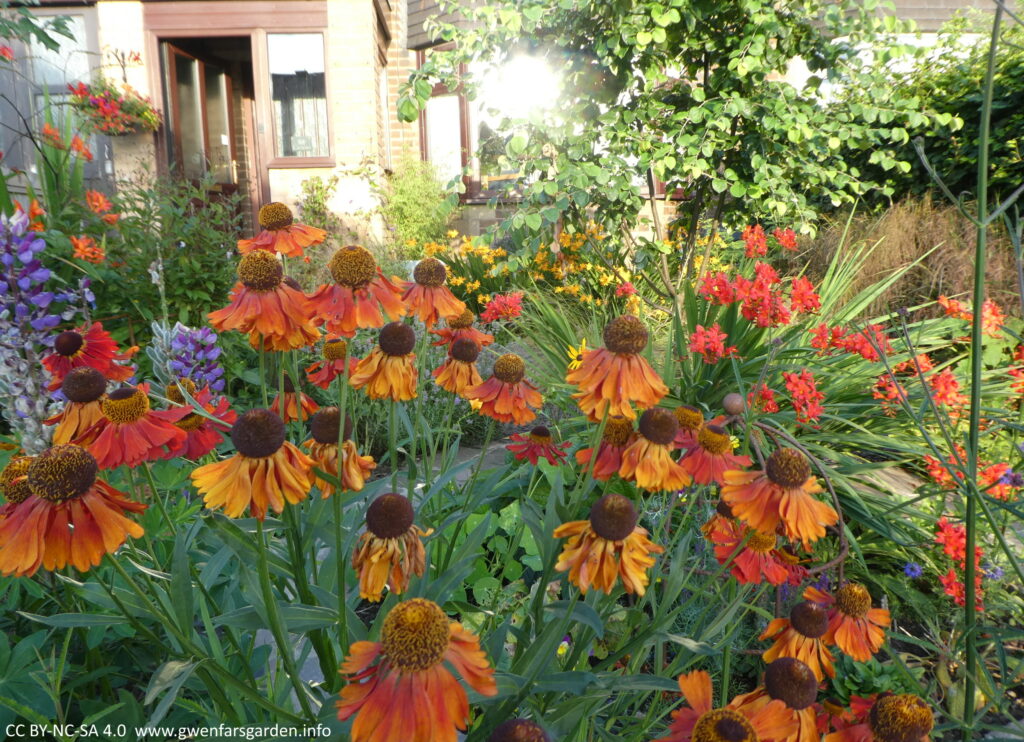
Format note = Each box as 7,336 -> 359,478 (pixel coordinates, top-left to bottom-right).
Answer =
203,64 -> 234,184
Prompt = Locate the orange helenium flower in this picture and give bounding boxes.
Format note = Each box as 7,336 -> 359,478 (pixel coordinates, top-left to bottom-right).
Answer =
506,425 -> 571,466
805,583 -> 891,663
566,315 -> 668,421
708,518 -> 806,586
433,337 -> 483,397
270,376 -> 319,423
237,202 -> 327,258
191,409 -> 315,519
823,694 -> 933,742
681,423 -> 752,486
575,416 -> 635,481
619,407 -> 691,492
351,493 -> 431,601
309,245 -> 407,338
42,321 -> 134,391
730,658 -> 821,742
165,382 -> 237,459
44,367 -> 108,445
553,493 -> 664,595
306,338 -> 359,389
207,250 -> 320,351
0,445 -> 146,576
0,456 -> 34,520
336,598 -> 497,742
402,257 -> 466,327
303,407 -> 376,497
81,384 -> 192,469
761,600 -> 836,682
673,405 -> 704,450
350,322 -> 418,401
464,353 -> 542,425
429,308 -> 494,349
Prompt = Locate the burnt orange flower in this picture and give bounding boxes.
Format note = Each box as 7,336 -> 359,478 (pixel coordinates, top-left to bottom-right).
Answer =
464,353 -> 542,425
721,448 -> 838,549
351,493 -> 431,601
506,425 -> 571,466
237,202 -> 327,258
81,384 -> 192,469
490,720 -> 550,742
44,367 -> 107,445
575,416 -> 634,481
402,257 -> 466,327
303,407 -> 376,497
824,694 -> 933,742
429,308 -> 494,349
70,134 -> 93,161
350,322 -> 418,401
0,445 -> 146,576
26,198 -> 46,231
566,315 -> 668,421
85,189 -> 113,214
433,337 -> 483,396
208,250 -> 320,351
270,376 -> 319,423
191,409 -> 315,519
306,338 -> 359,389
336,598 -> 497,742
674,405 -> 704,450
42,321 -> 135,391
0,456 -> 34,519
708,518 -> 807,586
165,381 -> 237,459
653,669 -> 797,742
731,658 -> 821,742
805,583 -> 891,663
553,493 -> 664,595
681,424 -> 752,486
761,600 -> 836,682
70,235 -> 104,264
309,245 -> 407,338
619,408 -> 691,492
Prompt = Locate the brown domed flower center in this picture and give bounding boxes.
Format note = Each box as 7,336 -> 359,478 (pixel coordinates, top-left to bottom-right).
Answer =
329,245 -> 377,288
413,257 -> 447,287
237,250 -> 283,291
230,409 -> 286,458
602,416 -> 633,446
790,600 -> 829,639
493,354 -> 525,384
638,407 -> 678,445
745,529 -> 776,553
869,694 -> 933,742
379,322 -> 416,356
697,424 -> 732,455
674,405 -> 704,432
380,598 -> 450,672
101,386 -> 150,424
166,378 -> 197,405
27,445 -> 98,503
447,309 -> 475,329
589,493 -> 638,541
323,338 -> 348,361
176,412 -> 206,431
54,330 -> 85,357
282,276 -> 302,290
691,708 -> 756,742
450,337 -> 481,363
366,492 -> 414,539
765,657 -> 818,710
489,719 -> 551,742
765,448 -> 812,489
716,499 -> 734,518
0,456 -> 35,505
528,426 -> 552,444
62,366 -> 107,403
603,315 -> 648,355
280,374 -> 296,394
258,201 -> 293,231
835,583 -> 872,619
309,407 -> 353,444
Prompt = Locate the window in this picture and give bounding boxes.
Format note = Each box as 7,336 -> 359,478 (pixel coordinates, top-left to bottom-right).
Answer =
29,16 -> 90,87
267,33 -> 328,158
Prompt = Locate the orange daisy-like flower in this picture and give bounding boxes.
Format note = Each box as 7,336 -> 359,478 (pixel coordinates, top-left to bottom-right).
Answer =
42,321 -> 134,391
350,322 -> 418,401
208,250 -> 320,351
619,407 -> 691,492
823,694 -> 933,742
44,367 -> 108,445
336,597 -> 497,742
433,337 -> 483,397
761,600 -> 836,681
351,493 -> 432,601
566,315 -> 668,421
731,658 -> 821,742
674,405 -> 704,450
653,669 -> 798,742
489,720 -> 551,742
506,425 -> 571,466
0,445 -> 146,576
306,338 -> 359,389
429,308 -> 494,349
402,257 -> 467,327
721,447 -> 838,549
0,456 -> 34,520
708,518 -> 807,586
191,408 -> 315,519
270,376 -> 320,423
165,380 -> 237,459
237,202 -> 327,258
464,353 -> 542,425
303,407 -> 376,497
553,493 -> 664,595
309,245 -> 407,338
81,384 -> 192,469
805,583 -> 891,663
681,424 -> 752,486
575,416 -> 635,481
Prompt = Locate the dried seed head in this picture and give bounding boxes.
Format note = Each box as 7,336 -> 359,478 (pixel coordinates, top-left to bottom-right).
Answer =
722,392 -> 744,415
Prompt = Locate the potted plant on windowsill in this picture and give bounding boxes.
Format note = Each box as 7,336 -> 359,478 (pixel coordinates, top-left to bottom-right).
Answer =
67,77 -> 162,136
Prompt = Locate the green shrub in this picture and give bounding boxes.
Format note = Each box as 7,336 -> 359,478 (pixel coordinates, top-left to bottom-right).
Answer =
378,155 -> 458,257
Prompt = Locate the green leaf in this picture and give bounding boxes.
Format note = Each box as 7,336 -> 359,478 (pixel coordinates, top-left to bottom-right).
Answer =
545,600 -> 605,639
18,612 -> 129,628
144,660 -> 197,727
507,133 -> 529,157
524,213 -> 543,231
636,30 -> 653,46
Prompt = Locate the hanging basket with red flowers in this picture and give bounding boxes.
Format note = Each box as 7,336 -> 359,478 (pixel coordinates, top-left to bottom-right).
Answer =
67,78 -> 162,135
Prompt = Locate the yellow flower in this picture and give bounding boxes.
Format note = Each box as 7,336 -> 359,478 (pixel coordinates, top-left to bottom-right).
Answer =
567,338 -> 588,370
477,294 -> 489,304
447,229 -> 459,239
405,239 -> 417,247
469,399 -> 483,411
450,276 -> 465,286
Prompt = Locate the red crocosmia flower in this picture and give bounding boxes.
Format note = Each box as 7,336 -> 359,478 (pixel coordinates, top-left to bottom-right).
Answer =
167,387 -> 237,459
698,271 -> 736,305
429,309 -> 494,349
927,369 -> 967,408
789,277 -> 820,314
893,353 -> 934,375
85,190 -> 113,214
772,227 -> 798,251
506,426 -> 571,466
480,291 -> 524,323
981,298 -> 1005,338
0,45 -> 14,62
42,321 -> 135,391
238,202 -> 327,258
804,583 -> 891,663
871,374 -> 905,417
934,516 -> 967,563
306,338 -> 359,389
70,235 -> 105,264
401,257 -> 466,328
743,224 -> 768,258
838,324 -> 891,362
41,123 -> 64,149
753,261 -> 781,285
981,462 -> 1018,501
308,245 -> 407,338
25,198 -> 46,231
615,281 -> 637,297
464,353 -> 542,424
70,135 -> 93,162
101,212 -> 120,226
809,323 -> 846,356
576,416 -> 634,481
748,384 -> 780,413
80,384 -> 192,469
783,369 -> 825,424
688,323 -> 738,364
738,265 -> 790,328
708,518 -> 803,586
938,294 -> 971,321
681,424 -> 751,486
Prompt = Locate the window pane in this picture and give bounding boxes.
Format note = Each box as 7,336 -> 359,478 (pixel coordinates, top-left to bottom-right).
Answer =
425,94 -> 463,185
30,16 -> 90,87
267,34 -> 328,158
175,55 -> 206,179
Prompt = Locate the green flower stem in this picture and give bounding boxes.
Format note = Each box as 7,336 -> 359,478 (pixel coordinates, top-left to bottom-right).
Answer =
439,416 -> 496,573
389,399 -> 399,491
258,336 -> 269,408
335,353 -> 351,659
720,579 -> 737,703
142,462 -> 176,537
